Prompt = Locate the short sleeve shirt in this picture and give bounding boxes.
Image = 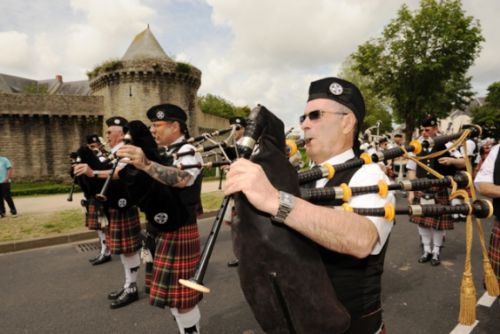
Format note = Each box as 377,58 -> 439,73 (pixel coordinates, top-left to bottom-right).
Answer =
0,157 -> 12,183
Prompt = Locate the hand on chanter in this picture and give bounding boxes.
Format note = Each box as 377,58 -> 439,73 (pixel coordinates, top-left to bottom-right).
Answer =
74,163 -> 93,177
116,145 -> 150,170
223,159 -> 280,216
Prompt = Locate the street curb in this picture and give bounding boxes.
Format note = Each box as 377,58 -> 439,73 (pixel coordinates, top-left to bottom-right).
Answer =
0,211 -> 218,254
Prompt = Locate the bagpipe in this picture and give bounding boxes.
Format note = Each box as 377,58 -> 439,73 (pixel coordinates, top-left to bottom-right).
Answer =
68,145 -> 112,202
67,152 -> 81,202
175,105 -> 497,332
114,120 -> 188,231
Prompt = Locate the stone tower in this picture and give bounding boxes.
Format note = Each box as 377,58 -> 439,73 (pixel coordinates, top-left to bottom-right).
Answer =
89,26 -> 202,134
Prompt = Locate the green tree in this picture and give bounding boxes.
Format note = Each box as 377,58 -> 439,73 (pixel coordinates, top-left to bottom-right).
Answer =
339,57 -> 393,134
471,82 -> 500,139
351,0 -> 484,140
198,94 -> 250,119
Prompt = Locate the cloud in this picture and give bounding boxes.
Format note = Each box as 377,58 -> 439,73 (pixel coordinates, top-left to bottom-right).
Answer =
0,31 -> 31,72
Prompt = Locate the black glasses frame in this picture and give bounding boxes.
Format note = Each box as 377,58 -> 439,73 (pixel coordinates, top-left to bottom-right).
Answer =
299,110 -> 348,124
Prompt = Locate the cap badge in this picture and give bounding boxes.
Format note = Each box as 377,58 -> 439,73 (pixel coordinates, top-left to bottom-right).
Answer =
329,82 -> 343,95
154,212 -> 169,224
114,119 -> 120,125
156,111 -> 165,120
118,198 -> 127,208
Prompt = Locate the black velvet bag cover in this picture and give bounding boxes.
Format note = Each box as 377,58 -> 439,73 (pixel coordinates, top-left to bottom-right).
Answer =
118,120 -> 187,231
233,107 -> 350,334
75,146 -> 110,198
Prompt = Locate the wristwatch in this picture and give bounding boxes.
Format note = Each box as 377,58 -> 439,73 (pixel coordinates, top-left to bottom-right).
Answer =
272,191 -> 295,223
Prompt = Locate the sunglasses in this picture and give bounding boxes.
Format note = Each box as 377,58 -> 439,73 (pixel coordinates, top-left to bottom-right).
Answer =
299,110 -> 348,124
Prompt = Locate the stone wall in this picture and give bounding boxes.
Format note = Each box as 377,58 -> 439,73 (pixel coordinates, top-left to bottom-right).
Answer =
0,94 -> 103,182
196,110 -> 230,133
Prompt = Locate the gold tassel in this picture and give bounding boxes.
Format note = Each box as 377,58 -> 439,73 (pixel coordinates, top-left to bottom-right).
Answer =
458,273 -> 476,326
482,259 -> 500,296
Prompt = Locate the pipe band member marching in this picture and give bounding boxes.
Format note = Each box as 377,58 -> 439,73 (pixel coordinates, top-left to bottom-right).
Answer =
73,134 -> 112,265
406,115 -> 462,266
74,116 -> 142,309
224,77 -> 394,334
117,104 -> 203,334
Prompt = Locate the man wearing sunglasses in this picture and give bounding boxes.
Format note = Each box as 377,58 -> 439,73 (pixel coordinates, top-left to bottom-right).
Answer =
224,77 -> 394,334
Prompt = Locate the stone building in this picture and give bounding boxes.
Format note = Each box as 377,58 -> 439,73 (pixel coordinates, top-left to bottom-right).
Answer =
0,26 -> 227,182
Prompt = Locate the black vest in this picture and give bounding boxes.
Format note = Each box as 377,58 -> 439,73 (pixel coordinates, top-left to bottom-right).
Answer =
494,149 -> 500,219
173,173 -> 203,226
416,143 -> 456,179
312,160 -> 389,319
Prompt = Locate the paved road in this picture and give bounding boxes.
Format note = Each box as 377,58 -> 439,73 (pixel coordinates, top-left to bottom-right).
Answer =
0,197 -> 498,333
12,180 -> 223,214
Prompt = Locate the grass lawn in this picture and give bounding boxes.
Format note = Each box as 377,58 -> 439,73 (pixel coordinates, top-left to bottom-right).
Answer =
0,191 -> 225,243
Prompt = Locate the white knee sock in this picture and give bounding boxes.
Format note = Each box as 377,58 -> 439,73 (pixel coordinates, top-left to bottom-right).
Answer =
432,230 -> 445,254
171,306 -> 201,334
418,226 -> 432,253
97,230 -> 109,255
121,252 -> 141,288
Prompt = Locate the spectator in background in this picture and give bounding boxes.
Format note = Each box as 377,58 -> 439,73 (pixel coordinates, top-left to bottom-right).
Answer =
0,156 -> 18,218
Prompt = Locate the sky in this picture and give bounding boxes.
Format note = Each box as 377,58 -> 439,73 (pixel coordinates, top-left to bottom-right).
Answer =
0,0 -> 498,129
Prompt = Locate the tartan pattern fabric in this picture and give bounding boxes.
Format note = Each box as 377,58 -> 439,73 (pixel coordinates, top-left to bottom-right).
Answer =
144,262 -> 154,292
84,200 -> 103,230
488,219 -> 500,283
149,224 -> 203,309
410,187 -> 454,230
106,207 -> 141,254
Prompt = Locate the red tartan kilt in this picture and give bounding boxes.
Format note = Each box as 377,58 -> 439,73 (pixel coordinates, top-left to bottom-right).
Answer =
149,223 -> 202,309
488,219 -> 500,283
106,207 -> 141,254
85,201 -> 101,230
410,188 -> 454,230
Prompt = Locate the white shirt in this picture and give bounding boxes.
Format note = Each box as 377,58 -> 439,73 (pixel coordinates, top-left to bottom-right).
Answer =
169,136 -> 202,187
315,149 -> 395,255
474,144 -> 499,185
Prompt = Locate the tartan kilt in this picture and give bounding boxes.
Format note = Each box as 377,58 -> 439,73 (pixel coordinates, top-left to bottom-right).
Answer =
84,199 -> 103,230
149,223 -> 202,309
488,219 -> 500,283
106,207 -> 141,254
410,187 -> 454,230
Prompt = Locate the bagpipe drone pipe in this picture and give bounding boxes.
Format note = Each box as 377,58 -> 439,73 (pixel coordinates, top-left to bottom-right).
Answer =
116,120 -> 188,231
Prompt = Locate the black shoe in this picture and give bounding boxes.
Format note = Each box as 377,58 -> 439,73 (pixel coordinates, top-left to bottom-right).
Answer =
92,253 -> 111,265
108,287 -> 125,300
110,284 -> 138,309
88,253 -> 101,263
430,253 -> 441,266
184,325 -> 199,334
418,252 -> 432,263
227,259 -> 239,267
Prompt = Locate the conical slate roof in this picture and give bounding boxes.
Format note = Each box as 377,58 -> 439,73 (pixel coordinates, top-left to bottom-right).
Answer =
122,25 -> 172,61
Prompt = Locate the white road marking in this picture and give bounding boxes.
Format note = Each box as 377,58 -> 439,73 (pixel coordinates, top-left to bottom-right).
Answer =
449,320 -> 478,334
477,291 -> 497,307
